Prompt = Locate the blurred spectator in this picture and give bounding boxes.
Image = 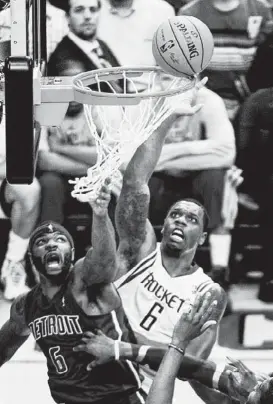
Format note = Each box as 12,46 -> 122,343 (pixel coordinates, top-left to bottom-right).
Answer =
37,103 -> 95,225
47,0 -> 120,78
97,0 -> 174,66
246,30 -> 273,91
0,107 -> 40,300
236,88 -> 273,301
0,1 -> 68,58
46,1 -> 68,56
49,0 -> 174,68
37,103 -> 118,228
179,0 -> 273,121
148,86 -> 236,287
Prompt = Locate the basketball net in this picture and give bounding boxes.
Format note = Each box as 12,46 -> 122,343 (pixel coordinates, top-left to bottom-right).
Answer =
70,67 -> 196,202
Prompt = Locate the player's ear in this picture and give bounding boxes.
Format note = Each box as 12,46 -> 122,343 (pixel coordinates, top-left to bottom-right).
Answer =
28,250 -> 33,265
71,248 -> 75,262
198,232 -> 207,246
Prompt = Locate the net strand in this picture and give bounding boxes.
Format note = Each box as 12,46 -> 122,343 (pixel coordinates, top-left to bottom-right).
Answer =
70,69 -> 195,202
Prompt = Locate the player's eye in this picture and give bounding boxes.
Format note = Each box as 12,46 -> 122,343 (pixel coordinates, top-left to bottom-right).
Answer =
56,236 -> 67,243
188,216 -> 198,223
35,238 -> 46,246
170,211 -> 179,218
74,6 -> 84,13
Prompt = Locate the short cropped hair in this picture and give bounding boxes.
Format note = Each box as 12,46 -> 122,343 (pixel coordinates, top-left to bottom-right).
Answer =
166,198 -> 210,231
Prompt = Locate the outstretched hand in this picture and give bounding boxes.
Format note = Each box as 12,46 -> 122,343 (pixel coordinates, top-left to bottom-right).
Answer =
88,178 -> 112,216
73,329 -> 115,370
169,76 -> 208,116
225,357 -> 269,401
171,285 -> 218,350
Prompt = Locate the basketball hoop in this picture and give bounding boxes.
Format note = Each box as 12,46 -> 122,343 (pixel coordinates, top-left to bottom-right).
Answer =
70,66 -> 196,202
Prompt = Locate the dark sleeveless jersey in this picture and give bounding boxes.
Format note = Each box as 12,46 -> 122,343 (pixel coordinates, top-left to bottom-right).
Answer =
24,281 -> 142,404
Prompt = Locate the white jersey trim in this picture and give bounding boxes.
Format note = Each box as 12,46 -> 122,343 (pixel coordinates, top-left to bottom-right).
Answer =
115,247 -> 158,289
111,310 -> 142,389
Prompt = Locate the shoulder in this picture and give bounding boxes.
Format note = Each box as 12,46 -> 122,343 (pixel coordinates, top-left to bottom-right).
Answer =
198,87 -> 225,109
242,89 -> 270,111
199,88 -> 231,123
49,36 -> 74,59
206,282 -> 227,321
249,88 -> 271,102
10,293 -> 31,334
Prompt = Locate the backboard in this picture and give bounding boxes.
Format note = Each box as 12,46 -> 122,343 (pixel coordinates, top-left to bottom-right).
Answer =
4,0 -> 47,184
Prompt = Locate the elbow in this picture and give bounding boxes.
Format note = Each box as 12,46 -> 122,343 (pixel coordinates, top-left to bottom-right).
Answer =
37,152 -> 51,171
121,175 -> 149,195
218,142 -> 236,168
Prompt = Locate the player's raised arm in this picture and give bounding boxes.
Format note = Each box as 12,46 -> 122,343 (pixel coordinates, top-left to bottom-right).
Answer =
75,179 -> 118,286
0,294 -> 30,366
116,80 -> 205,275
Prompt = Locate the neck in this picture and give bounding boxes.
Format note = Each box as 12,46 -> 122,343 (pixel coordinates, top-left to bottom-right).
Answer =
40,277 -> 63,300
160,245 -> 197,277
110,0 -> 133,8
212,0 -> 239,11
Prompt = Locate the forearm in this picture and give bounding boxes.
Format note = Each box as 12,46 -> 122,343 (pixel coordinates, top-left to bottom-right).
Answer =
57,145 -> 98,166
38,152 -> 89,176
119,341 -> 213,382
83,213 -> 117,284
118,341 -> 236,396
158,153 -> 234,172
123,114 -> 179,185
157,142 -> 235,170
91,213 -> 116,266
146,347 -> 184,404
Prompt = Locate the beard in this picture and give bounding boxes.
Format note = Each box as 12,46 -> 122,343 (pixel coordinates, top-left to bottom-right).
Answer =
76,29 -> 96,41
31,251 -> 73,286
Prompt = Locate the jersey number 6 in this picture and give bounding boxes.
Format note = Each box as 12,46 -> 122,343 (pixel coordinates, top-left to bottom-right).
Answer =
49,346 -> 68,374
140,302 -> 164,331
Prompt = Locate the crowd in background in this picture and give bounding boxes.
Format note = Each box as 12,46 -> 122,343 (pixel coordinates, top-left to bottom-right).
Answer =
0,0 -> 273,305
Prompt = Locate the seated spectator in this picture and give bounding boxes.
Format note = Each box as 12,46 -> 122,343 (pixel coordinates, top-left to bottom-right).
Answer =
148,86 -> 236,287
0,107 -> 41,300
0,1 -> 68,58
50,0 -> 174,67
97,0 -> 174,67
37,102 -> 94,224
47,0 -> 120,79
236,88 -> 273,302
179,0 -> 273,121
37,103 -> 117,230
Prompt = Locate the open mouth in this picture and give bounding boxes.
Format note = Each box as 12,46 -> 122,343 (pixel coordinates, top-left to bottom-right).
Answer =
170,228 -> 185,242
45,252 -> 62,270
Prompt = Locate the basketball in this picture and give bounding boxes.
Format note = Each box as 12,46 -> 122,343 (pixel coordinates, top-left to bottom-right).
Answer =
152,16 -> 214,77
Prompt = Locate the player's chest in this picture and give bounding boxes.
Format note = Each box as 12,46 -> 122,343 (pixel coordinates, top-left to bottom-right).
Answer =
122,271 -> 198,335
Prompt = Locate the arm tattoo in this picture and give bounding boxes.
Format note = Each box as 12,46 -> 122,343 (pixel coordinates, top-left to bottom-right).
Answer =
81,214 -> 117,286
0,294 -> 30,367
116,187 -> 150,263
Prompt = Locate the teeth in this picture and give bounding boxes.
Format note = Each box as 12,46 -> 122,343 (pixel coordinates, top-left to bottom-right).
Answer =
172,230 -> 183,237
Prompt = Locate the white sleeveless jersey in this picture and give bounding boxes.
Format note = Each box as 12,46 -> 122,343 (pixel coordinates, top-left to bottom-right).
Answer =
115,243 -> 215,403
116,243 -> 214,345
